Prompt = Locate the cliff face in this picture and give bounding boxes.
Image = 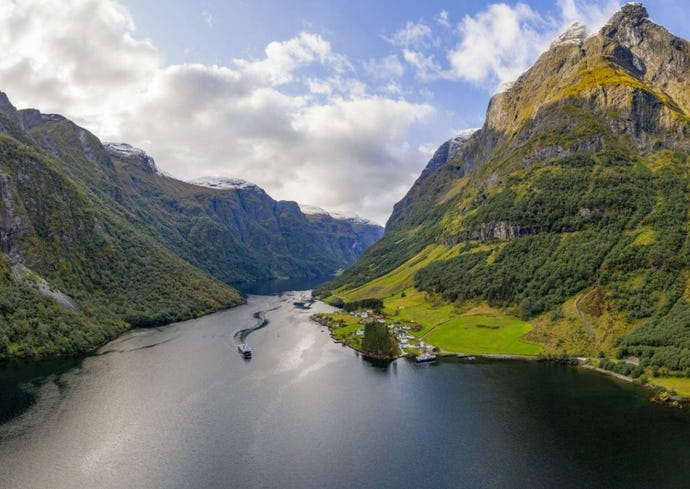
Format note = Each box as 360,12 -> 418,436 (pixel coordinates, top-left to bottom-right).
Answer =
386,129 -> 477,233
105,150 -> 383,285
324,5 -> 690,368
0,87 -> 382,359
378,3 -> 690,244
304,212 -> 384,266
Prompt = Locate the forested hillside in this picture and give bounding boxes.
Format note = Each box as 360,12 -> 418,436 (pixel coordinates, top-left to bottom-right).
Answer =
319,4 -> 690,376
0,88 -> 381,359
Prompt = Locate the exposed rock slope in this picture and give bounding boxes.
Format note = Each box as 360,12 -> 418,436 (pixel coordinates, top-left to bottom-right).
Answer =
323,5 -> 690,371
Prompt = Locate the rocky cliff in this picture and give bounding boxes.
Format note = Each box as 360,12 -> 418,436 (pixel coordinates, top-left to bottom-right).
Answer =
323,4 -> 690,371
0,89 -> 382,359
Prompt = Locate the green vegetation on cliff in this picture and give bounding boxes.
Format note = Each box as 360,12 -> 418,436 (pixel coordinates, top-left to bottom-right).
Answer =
0,87 -> 381,360
0,128 -> 242,359
319,5 -> 690,374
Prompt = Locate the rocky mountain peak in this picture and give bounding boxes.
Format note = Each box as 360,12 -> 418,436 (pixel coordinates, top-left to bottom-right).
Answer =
483,2 -> 689,153
600,3 -> 651,50
608,3 -> 649,28
0,91 -> 16,119
599,2 -> 690,116
551,21 -> 587,48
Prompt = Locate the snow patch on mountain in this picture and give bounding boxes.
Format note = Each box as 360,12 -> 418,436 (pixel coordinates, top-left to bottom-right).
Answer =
300,204 -> 330,216
551,21 -> 588,48
188,176 -> 261,191
421,128 -> 480,178
330,211 -> 375,226
104,142 -> 158,173
449,128 -> 480,160
300,204 -> 375,226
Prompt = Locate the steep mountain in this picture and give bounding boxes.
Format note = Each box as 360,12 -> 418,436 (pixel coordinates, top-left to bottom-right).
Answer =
102,153 -> 382,285
0,91 -> 382,359
386,128 -> 478,232
0,97 -> 242,359
299,205 -> 384,266
322,4 -> 690,373
18,107 -> 382,287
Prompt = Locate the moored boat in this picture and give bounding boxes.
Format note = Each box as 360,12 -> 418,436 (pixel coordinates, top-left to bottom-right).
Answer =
415,352 -> 436,363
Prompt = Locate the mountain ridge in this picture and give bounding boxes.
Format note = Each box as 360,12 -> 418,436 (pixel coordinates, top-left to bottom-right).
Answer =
320,4 -> 690,376
0,89 -> 382,359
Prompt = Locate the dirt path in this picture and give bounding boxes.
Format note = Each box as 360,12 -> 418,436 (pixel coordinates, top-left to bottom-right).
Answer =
575,289 -> 601,347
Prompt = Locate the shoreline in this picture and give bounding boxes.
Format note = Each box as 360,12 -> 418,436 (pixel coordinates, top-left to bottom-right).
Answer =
438,350 -> 539,361
312,311 -> 690,405
0,299 -> 246,364
580,363 -> 690,405
329,336 -> 404,361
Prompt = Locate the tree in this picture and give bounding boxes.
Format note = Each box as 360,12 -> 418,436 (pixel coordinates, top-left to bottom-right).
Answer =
361,321 -> 398,358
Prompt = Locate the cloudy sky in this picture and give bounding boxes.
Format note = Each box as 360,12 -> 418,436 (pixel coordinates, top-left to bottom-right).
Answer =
0,0 -> 688,224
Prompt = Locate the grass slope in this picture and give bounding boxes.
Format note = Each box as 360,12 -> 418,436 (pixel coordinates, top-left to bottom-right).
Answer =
322,149 -> 690,367
386,290 -> 540,355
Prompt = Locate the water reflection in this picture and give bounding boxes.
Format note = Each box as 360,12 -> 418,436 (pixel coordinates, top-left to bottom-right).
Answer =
233,276 -> 332,295
2,295 -> 690,489
0,357 -> 83,426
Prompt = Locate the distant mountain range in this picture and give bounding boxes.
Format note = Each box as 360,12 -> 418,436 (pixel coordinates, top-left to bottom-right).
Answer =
0,91 -> 382,359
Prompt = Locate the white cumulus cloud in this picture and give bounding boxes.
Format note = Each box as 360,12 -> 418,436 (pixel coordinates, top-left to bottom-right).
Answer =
0,0 -> 159,135
435,10 -> 450,28
0,0 -> 433,224
557,0 -> 620,28
402,49 -> 443,82
446,1 -> 621,88
447,3 -> 545,86
363,54 -> 405,80
385,20 -> 435,49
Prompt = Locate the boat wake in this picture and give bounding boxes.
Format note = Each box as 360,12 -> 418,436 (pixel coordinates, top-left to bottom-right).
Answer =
232,305 -> 281,354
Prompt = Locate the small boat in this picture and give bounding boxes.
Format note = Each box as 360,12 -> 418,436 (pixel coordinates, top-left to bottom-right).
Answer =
415,352 -> 436,363
238,343 -> 252,358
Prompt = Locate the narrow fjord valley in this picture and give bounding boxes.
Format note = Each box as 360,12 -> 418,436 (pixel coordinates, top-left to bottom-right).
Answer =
318,3 -> 690,394
5,2 -> 690,489
0,91 -> 382,359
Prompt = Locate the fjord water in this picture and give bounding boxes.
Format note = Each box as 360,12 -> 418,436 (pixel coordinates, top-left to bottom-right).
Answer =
2,293 -> 690,489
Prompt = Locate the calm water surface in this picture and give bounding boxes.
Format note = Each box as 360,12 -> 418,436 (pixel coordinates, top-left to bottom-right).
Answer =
2,291 -> 690,489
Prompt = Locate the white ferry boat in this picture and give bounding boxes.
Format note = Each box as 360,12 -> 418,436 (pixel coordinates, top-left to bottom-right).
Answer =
238,343 -> 252,358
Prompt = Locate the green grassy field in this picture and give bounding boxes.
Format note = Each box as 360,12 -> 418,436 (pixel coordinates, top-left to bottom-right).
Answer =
319,285 -> 542,356
383,290 -> 541,355
313,312 -> 365,349
424,314 -> 541,355
649,376 -> 690,396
